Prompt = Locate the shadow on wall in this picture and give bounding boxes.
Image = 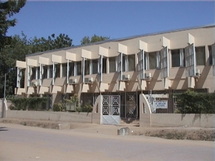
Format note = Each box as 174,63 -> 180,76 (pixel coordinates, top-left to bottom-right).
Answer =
171,68 -> 186,89
195,66 -> 211,89
146,70 -> 160,90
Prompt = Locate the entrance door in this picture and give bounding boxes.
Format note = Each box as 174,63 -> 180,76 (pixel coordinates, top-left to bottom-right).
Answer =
102,95 -> 120,125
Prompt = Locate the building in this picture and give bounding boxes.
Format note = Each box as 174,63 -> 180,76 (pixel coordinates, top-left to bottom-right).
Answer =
15,25 -> 215,124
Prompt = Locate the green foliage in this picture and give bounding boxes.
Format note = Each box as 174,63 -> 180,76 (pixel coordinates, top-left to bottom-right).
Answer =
64,95 -> 79,112
176,90 -> 215,114
8,96 -> 48,111
0,0 -> 26,48
0,33 -> 73,98
76,104 -> 93,113
81,34 -> 109,45
53,102 -> 65,112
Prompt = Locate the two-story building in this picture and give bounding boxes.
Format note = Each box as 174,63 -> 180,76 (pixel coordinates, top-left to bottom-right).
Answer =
15,25 -> 215,124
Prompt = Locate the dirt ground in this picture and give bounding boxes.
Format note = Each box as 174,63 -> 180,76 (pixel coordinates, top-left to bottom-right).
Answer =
1,118 -> 215,141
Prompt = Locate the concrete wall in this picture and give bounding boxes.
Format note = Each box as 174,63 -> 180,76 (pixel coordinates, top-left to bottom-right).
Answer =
140,113 -> 215,128
6,110 -> 94,123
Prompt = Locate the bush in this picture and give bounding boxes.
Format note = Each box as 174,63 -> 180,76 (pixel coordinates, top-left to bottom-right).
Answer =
53,102 -> 65,112
76,104 -> 93,113
8,96 -> 48,111
175,90 -> 215,114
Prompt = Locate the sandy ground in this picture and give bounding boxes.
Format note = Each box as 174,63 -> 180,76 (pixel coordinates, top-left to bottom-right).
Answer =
0,123 -> 214,161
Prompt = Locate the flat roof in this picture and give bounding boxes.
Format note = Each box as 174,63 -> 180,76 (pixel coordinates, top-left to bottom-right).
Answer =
26,24 -> 215,57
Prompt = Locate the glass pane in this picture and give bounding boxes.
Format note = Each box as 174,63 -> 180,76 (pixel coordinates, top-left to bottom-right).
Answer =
85,60 -> 90,75
49,65 -> 53,78
128,55 -> 135,71
77,61 -> 81,75
69,62 -> 74,76
92,59 -> 98,74
149,52 -> 156,69
31,67 -> 36,80
42,66 -> 48,79
103,57 -> 107,73
208,46 -> 212,65
109,57 -> 116,72
62,63 -> 67,77
55,64 -> 60,77
196,46 -> 205,65
171,49 -> 180,67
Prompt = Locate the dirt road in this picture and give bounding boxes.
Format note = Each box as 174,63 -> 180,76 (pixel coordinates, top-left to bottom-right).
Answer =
0,123 -> 214,161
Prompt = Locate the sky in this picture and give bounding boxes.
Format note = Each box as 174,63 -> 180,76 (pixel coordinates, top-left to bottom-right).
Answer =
7,0 -> 215,46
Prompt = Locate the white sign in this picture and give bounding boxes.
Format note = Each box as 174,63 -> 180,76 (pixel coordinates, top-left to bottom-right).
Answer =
153,100 -> 168,109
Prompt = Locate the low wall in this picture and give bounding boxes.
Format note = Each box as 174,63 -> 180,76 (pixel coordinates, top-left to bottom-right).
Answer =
140,113 -> 215,128
6,110 -> 93,123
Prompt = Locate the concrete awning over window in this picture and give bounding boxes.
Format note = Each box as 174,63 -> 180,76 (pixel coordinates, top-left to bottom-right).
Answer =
81,84 -> 89,93
52,55 -> 63,63
66,85 -> 74,93
39,86 -> 49,94
15,88 -> 25,95
118,43 -> 128,55
26,58 -> 38,67
16,60 -> 26,68
52,85 -> 62,94
66,51 -> 81,61
99,83 -> 109,92
39,56 -> 51,65
27,87 -> 34,95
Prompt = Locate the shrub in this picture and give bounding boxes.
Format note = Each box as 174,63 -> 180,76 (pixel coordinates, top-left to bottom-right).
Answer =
75,104 -> 93,113
8,96 -> 48,111
175,90 -> 215,114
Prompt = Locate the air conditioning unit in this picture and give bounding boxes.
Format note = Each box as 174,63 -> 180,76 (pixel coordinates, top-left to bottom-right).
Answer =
31,81 -> 38,87
69,78 -> 77,85
145,73 -> 152,80
121,74 -> 130,81
195,69 -> 201,77
84,77 -> 94,84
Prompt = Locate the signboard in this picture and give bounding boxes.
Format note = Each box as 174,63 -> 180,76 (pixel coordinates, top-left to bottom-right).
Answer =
153,100 -> 168,109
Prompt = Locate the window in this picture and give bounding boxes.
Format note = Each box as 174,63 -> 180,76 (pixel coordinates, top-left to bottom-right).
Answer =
69,62 -> 74,76
208,46 -> 213,65
195,46 -> 205,65
55,64 -> 60,78
102,57 -> 107,73
171,49 -> 180,67
92,59 -> 98,74
31,67 -> 37,80
148,52 -> 157,69
49,65 -> 53,78
128,55 -> 135,71
171,49 -> 185,67
85,59 -> 90,75
42,66 -> 48,79
109,57 -> 116,73
76,61 -> 81,76
122,54 -> 135,72
62,63 -> 67,77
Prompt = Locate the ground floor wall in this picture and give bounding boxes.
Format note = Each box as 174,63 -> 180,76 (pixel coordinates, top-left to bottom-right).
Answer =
140,113 -> 215,128
5,110 -> 94,123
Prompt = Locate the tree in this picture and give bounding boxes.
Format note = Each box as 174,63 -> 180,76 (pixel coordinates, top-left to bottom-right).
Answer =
30,33 -> 72,53
0,0 -> 26,98
0,33 -> 73,98
0,0 -> 26,49
81,34 -> 109,45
